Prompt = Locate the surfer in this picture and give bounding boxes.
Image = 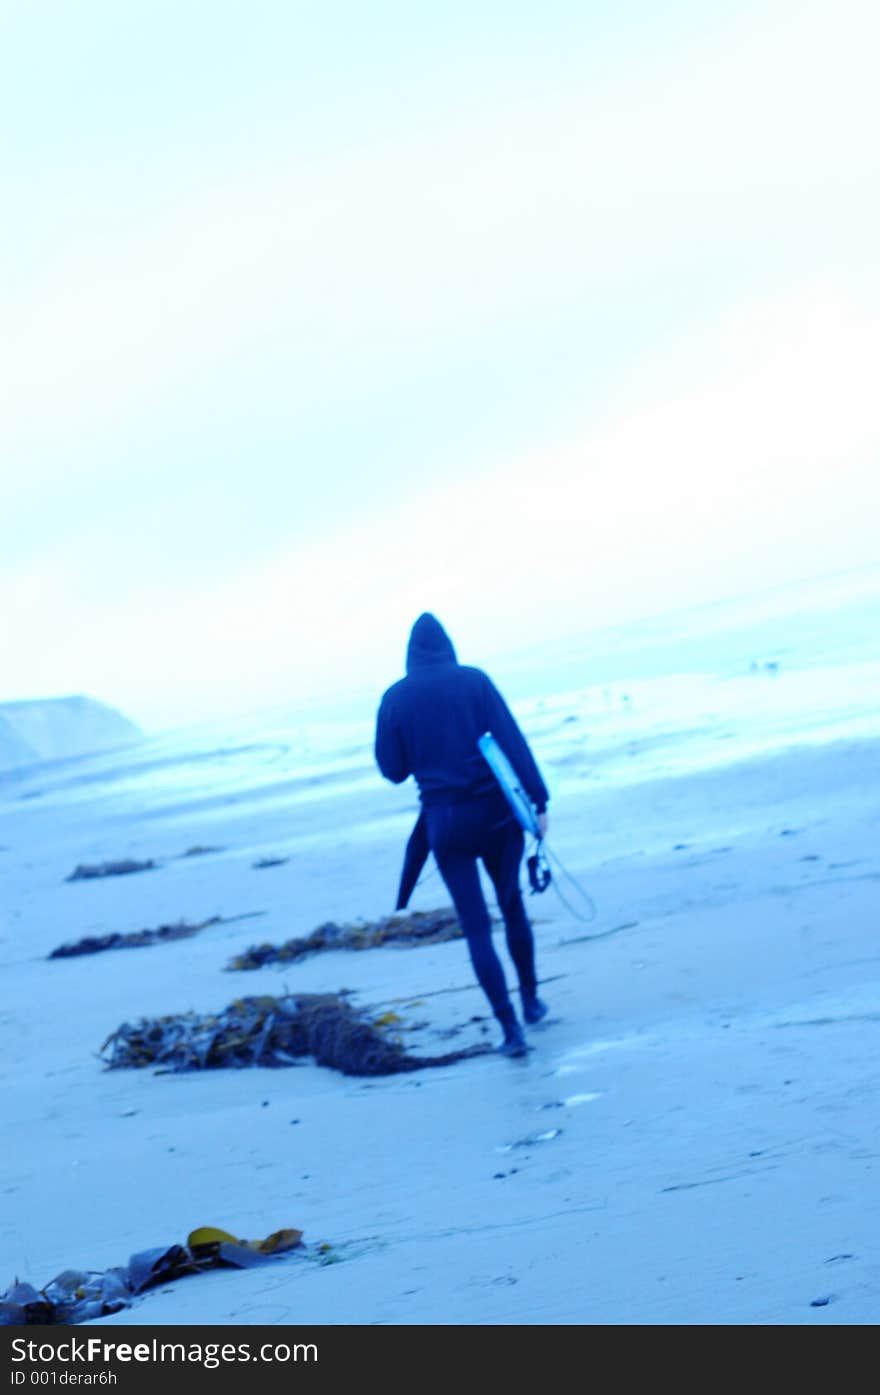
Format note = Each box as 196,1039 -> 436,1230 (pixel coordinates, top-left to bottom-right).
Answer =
375,612 -> 550,1058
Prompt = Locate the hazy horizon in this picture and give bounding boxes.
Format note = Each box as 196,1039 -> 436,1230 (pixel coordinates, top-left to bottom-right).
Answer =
5,555 -> 877,739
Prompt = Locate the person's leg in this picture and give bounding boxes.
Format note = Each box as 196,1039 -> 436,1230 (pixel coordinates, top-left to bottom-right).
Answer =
440,848 -> 510,1014
482,819 -> 547,1023
425,806 -> 526,1053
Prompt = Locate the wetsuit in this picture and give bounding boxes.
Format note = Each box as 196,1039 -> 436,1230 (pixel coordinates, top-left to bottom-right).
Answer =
375,613 -> 549,1035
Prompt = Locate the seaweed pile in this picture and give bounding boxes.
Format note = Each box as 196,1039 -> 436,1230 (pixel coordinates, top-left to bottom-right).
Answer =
100,992 -> 489,1076
66,858 -> 156,881
227,908 -> 463,971
49,910 -> 266,960
50,917 -> 221,959
0,1225 -> 304,1326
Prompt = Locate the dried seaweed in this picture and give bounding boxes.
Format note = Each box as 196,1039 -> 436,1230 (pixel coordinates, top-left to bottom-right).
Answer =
100,992 -> 490,1076
0,1226 -> 304,1326
66,859 -> 156,882
227,908 -> 463,971
49,910 -> 266,960
49,918 -> 220,959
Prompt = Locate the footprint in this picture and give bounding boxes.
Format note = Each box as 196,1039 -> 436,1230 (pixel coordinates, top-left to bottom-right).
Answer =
497,1128 -> 562,1154
538,1093 -> 602,1111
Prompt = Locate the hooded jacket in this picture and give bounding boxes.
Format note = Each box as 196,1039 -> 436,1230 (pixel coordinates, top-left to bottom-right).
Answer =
375,614 -> 549,906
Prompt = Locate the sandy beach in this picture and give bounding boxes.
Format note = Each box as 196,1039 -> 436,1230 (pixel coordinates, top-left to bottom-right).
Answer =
2,617 -> 880,1327
4,0 -> 879,1341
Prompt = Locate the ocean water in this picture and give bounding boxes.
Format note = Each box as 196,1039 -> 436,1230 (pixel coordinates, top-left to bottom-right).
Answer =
1,564 -> 877,830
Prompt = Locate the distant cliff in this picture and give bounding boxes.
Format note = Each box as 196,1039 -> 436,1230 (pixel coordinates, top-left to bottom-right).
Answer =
0,696 -> 142,771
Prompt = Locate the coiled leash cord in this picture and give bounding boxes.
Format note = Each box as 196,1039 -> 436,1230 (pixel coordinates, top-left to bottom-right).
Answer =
527,837 -> 597,924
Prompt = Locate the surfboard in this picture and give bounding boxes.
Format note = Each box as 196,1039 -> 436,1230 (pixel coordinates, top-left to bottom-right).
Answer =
477,731 -> 542,837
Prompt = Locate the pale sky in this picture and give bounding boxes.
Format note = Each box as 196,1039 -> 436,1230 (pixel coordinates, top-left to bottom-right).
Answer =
3,0 -> 878,729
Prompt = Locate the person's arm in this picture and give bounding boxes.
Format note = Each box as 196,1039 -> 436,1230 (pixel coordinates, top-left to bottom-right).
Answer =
483,677 -> 549,814
375,692 -> 410,784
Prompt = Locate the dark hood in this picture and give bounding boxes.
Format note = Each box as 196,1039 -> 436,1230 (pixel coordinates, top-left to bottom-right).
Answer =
405,613 -> 457,673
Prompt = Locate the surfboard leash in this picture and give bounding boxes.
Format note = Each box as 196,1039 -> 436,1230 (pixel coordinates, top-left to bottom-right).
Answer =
528,837 -> 597,924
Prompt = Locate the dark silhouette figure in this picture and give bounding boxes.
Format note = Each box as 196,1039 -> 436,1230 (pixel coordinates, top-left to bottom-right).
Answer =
375,613 -> 550,1057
